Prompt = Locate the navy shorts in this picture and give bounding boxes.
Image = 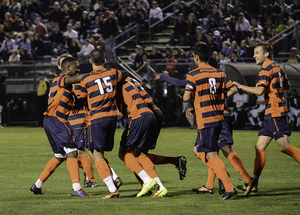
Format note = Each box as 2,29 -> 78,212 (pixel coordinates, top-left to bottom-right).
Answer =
87,120 -> 116,152
73,128 -> 86,149
217,120 -> 234,149
258,117 -> 291,140
120,114 -> 155,153
195,125 -> 222,153
43,116 -> 77,153
146,109 -> 163,150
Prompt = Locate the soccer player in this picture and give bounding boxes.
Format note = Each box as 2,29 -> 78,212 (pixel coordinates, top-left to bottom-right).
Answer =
233,41 -> 300,194
30,57 -> 90,197
79,48 -> 128,199
116,76 -> 168,197
183,43 -> 238,200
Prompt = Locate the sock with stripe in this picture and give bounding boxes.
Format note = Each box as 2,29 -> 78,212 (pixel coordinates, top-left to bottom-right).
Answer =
208,156 -> 234,192
96,159 -> 116,192
284,145 -> 300,163
38,157 -> 62,185
79,154 -> 95,183
253,149 -> 266,178
66,157 -> 81,190
137,154 -> 158,179
147,153 -> 178,166
228,151 -> 251,184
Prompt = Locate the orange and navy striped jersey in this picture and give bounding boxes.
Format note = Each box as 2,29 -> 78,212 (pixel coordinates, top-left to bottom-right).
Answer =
44,74 -> 74,122
257,60 -> 288,119
80,66 -> 125,124
68,83 -> 88,130
116,77 -> 153,120
125,77 -> 159,112
185,64 -> 234,129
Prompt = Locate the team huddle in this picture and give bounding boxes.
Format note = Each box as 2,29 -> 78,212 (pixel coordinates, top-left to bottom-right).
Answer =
30,41 -> 300,200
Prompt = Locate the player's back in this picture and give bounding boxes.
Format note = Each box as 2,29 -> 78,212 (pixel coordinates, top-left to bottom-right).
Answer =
81,67 -> 123,124
44,74 -> 74,122
117,78 -> 153,119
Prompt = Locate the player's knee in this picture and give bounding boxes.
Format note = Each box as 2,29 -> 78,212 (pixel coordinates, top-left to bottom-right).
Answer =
55,157 -> 65,163
193,147 -> 198,156
77,148 -> 86,158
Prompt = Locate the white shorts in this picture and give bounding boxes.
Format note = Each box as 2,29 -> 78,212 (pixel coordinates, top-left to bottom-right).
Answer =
54,147 -> 77,159
290,107 -> 300,117
249,105 -> 265,118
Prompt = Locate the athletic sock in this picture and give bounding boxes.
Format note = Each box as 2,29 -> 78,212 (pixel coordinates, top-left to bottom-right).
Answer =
137,154 -> 158,179
66,157 -> 80,187
77,158 -> 83,169
248,116 -> 255,126
35,179 -> 43,189
73,183 -> 81,191
79,154 -> 95,183
134,172 -> 144,186
122,152 -> 144,174
253,149 -> 266,178
284,145 -> 300,163
196,152 -> 213,169
208,156 -> 234,192
228,152 -> 251,183
137,170 -> 152,184
147,153 -> 178,166
96,159 -> 116,192
110,167 -> 118,181
154,177 -> 164,189
205,168 -> 216,189
38,157 -> 62,183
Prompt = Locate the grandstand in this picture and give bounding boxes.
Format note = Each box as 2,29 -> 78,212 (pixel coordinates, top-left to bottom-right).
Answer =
1,0 -> 300,125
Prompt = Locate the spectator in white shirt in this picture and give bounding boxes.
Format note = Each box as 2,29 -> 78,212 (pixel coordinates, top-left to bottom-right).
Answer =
235,12 -> 251,44
0,34 -> 15,61
149,1 -> 163,33
64,23 -> 78,48
76,38 -> 94,61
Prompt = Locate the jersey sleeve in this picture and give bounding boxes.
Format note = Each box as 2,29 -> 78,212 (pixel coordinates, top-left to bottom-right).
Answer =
224,74 -> 234,90
257,70 -> 270,88
185,73 -> 195,91
58,74 -> 67,88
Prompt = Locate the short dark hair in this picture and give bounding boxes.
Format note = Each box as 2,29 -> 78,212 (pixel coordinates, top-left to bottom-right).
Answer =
193,42 -> 210,62
90,48 -> 105,66
208,56 -> 218,68
61,57 -> 77,67
255,41 -> 273,60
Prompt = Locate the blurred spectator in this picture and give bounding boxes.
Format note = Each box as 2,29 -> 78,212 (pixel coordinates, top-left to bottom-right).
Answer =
0,0 -> 9,25
11,12 -> 24,32
217,16 -> 228,34
222,27 -> 235,44
219,51 -> 230,69
63,23 -> 78,48
76,38 -> 94,61
78,11 -> 91,39
287,47 -> 300,63
221,40 -> 231,57
24,0 -> 42,24
206,32 -> 219,53
213,30 -> 222,48
61,0 -> 73,9
135,52 -> 148,79
134,46 -> 146,71
210,18 -> 218,33
212,51 -> 218,60
149,1 -> 163,33
3,12 -> 14,32
201,18 -> 210,34
246,94 -> 265,128
255,30 -> 265,42
68,39 -> 81,58
49,24 -> 64,50
210,4 -> 223,24
114,0 -> 126,18
178,1 -> 190,20
34,17 -> 48,40
30,33 -> 47,60
228,40 -> 238,58
250,18 -> 263,38
103,10 -> 118,60
220,0 -> 233,19
19,48 -> 33,70
165,53 -> 177,75
89,35 -> 97,48
8,49 -> 21,78
53,43 -> 69,57
0,75 -> 6,128
36,72 -> 50,127
95,35 -> 105,50
126,7 -> 143,40
128,44 -> 141,69
186,13 -> 198,46
24,19 -> 36,35
190,3 -> 202,20
148,45 -> 164,60
235,12 -> 251,44
202,0 -> 211,18
117,8 -> 130,33
14,32 -> 31,52
246,37 -> 255,58
276,18 -> 288,34
60,4 -> 71,31
0,24 -> 6,43
230,49 -> 244,63
239,40 -> 248,58
238,3 -> 252,23
140,0 -> 150,11
80,0 -> 91,12
262,17 -> 276,41
137,0 -> 148,19
232,89 -> 249,129
70,2 -> 83,25
0,34 -> 14,61
94,1 -> 108,18
227,15 -> 236,36
8,0 -> 21,18
169,13 -> 187,46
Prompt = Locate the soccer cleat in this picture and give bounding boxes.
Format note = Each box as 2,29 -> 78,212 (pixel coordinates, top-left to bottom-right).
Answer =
130,190 -> 153,197
153,186 -> 168,198
192,186 -> 214,194
114,177 -> 123,190
245,178 -> 257,196
71,189 -> 91,197
220,187 -> 238,200
177,156 -> 187,180
102,190 -> 119,199
84,180 -> 97,188
136,179 -> 157,197
237,183 -> 258,193
218,172 -> 230,195
30,184 -> 46,195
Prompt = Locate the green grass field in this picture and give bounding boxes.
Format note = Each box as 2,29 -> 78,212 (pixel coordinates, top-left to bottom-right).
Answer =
1,127 -> 300,215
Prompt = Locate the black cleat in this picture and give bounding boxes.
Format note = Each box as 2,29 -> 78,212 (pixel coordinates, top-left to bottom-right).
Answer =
245,178 -> 257,196
218,172 -> 230,195
84,180 -> 97,188
220,187 -> 237,200
30,184 -> 46,195
114,177 -> 123,190
177,156 -> 187,180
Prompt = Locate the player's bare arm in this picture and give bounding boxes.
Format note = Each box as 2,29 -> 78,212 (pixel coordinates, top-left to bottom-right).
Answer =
65,74 -> 86,85
226,86 -> 238,98
233,81 -> 265,96
183,91 -> 192,102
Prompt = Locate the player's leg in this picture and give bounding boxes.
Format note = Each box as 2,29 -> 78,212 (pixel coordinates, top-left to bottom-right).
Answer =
279,134 -> 300,163
78,147 -> 96,187
103,157 -> 123,189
